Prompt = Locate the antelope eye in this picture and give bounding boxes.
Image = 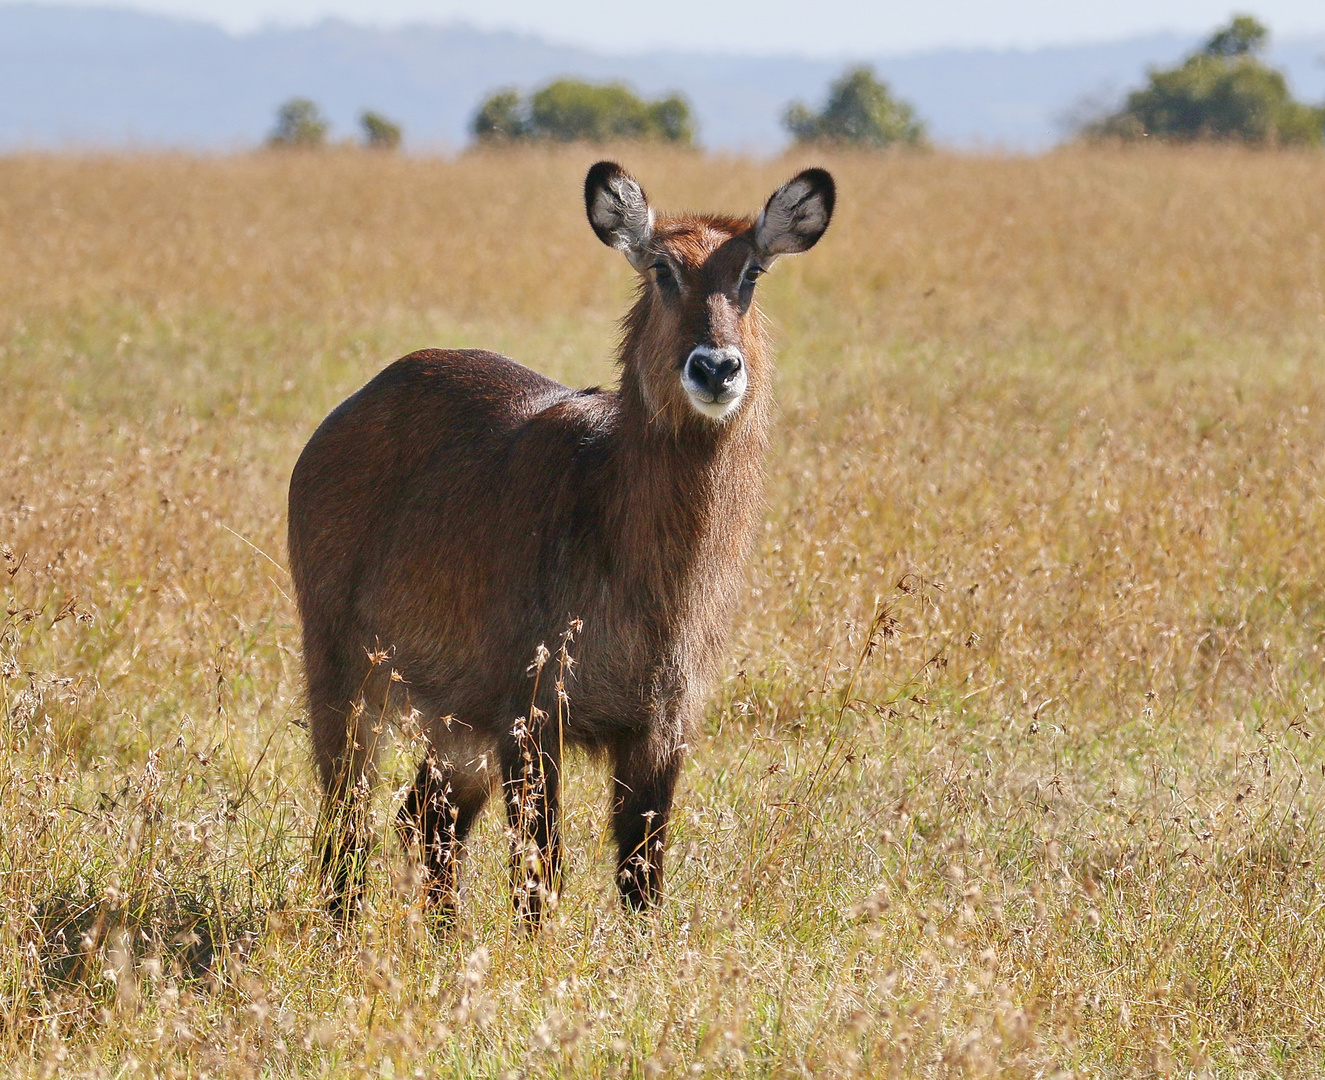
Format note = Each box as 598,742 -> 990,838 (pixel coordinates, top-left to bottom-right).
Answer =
743,266 -> 764,285
651,261 -> 673,281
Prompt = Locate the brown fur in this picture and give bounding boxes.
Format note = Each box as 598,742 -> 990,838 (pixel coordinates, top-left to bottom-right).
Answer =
287,163 -> 833,924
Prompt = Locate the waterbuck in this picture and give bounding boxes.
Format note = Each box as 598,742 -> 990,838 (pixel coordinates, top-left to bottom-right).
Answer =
287,161 -> 835,923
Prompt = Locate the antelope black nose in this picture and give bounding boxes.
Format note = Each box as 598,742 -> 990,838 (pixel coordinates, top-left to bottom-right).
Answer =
683,346 -> 745,403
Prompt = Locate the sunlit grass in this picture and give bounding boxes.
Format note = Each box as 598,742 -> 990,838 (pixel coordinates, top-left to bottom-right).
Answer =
2,145 -> 1325,1076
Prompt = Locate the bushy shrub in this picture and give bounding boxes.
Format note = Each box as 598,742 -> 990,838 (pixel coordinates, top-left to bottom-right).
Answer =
784,66 -> 926,149
267,97 -> 329,149
472,89 -> 527,142
360,110 -> 402,151
471,80 -> 694,145
1088,15 -> 1324,145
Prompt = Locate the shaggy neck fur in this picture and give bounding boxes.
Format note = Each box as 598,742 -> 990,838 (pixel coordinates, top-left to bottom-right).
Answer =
606,275 -> 773,626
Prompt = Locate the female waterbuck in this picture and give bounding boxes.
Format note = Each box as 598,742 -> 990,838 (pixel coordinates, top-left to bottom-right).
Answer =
288,161 -> 835,923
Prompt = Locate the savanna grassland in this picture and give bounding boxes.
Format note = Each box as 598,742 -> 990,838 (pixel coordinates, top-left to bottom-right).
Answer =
3,146 -> 1325,1078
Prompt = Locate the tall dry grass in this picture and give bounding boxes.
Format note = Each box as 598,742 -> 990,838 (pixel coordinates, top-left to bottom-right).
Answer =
2,146 -> 1325,1077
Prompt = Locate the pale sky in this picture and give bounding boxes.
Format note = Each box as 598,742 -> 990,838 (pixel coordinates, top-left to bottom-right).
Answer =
20,0 -> 1325,55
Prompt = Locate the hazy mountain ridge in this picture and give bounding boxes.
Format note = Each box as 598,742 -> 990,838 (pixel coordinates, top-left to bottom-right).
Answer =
1,4 -> 1322,151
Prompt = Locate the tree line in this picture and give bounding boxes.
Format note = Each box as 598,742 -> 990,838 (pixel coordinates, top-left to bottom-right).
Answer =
267,15 -> 1324,152
267,99 -> 401,149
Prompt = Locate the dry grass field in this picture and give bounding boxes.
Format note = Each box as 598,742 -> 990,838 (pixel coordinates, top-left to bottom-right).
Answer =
2,146 -> 1325,1077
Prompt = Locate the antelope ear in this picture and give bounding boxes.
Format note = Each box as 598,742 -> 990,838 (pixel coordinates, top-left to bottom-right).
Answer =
585,161 -> 654,270
755,168 -> 835,256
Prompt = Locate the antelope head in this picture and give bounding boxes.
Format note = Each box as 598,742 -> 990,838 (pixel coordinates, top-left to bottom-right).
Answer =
586,161 -> 835,426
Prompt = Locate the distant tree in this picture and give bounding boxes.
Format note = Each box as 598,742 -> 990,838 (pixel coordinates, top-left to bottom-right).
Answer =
648,93 -> 695,145
268,97 -> 329,148
1087,15 -> 1324,145
471,79 -> 694,145
471,89 -> 527,142
360,110 -> 402,150
784,66 -> 926,149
